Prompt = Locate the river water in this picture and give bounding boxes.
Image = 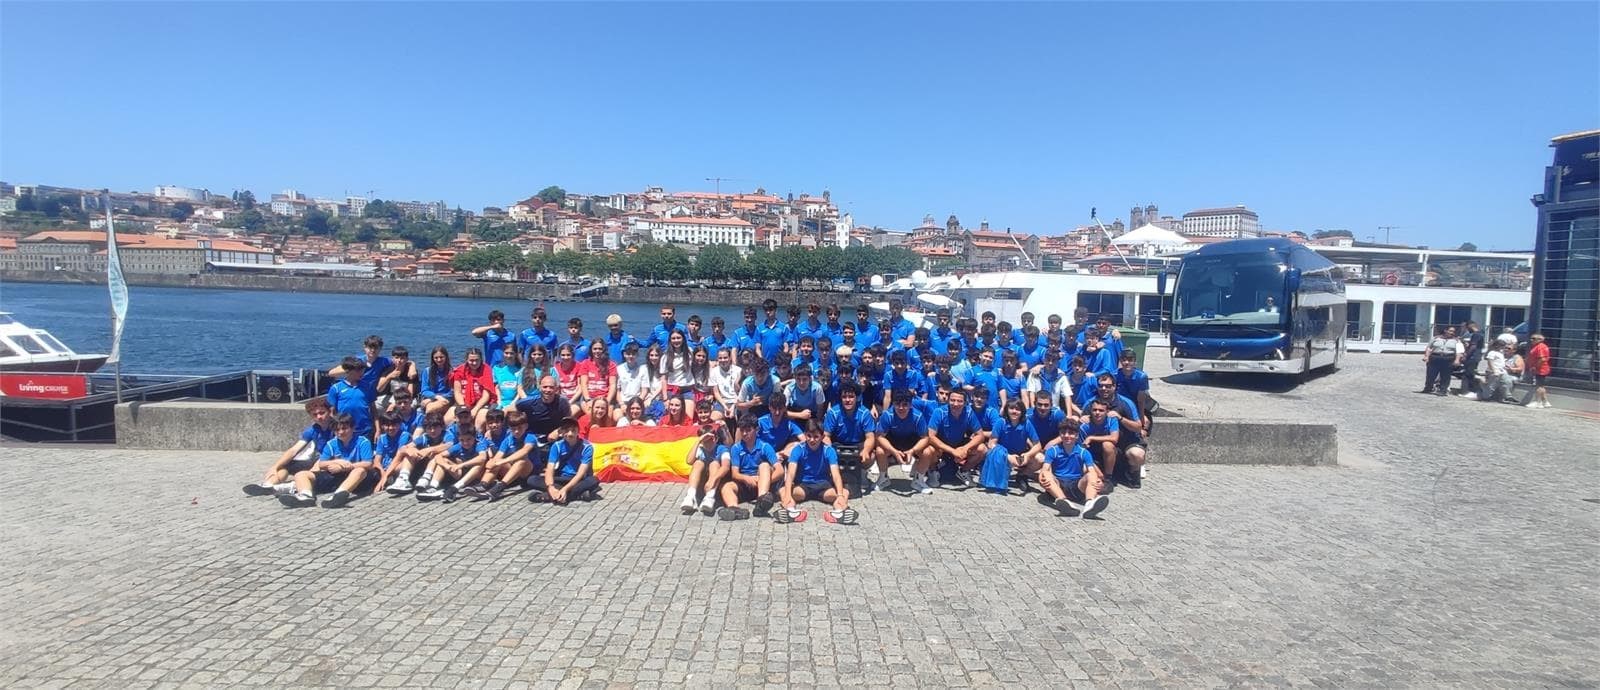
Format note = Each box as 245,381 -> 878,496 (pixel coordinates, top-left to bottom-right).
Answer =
0,282 -> 753,374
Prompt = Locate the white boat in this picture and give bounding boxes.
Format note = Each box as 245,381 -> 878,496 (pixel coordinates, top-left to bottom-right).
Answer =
0,312 -> 109,373
911,244 -> 1532,354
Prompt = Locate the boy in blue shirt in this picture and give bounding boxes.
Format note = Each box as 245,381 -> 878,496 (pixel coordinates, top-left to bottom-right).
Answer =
756,299 -> 788,364
1085,373 -> 1147,489
327,335 -> 392,401
416,421 -> 490,502
851,304 -> 880,347
649,304 -> 686,351
370,412 -> 412,492
277,414 -> 376,509
757,392 -> 804,459
733,307 -> 762,360
680,423 -> 730,516
470,409 -> 542,502
472,310 -> 515,367
784,364 -> 827,421
875,390 -> 933,494
776,421 -> 858,525
244,398 -> 336,497
560,317 -> 591,362
459,409 -> 512,500
1039,421 -> 1109,519
327,357 -> 375,437
519,307 -> 559,357
529,418 -> 601,505
703,316 -> 733,359
822,382 -> 877,494
1079,399 -> 1123,492
718,416 -> 784,519
880,351 -> 924,411
385,413 -> 450,494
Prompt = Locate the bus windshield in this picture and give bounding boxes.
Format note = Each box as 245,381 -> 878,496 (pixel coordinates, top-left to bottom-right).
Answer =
1173,253 -> 1289,326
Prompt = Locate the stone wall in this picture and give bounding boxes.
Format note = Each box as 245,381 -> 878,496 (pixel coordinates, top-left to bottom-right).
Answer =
0,270 -> 856,307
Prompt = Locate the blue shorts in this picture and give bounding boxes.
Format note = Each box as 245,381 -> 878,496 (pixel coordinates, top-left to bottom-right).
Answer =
796,480 -> 834,501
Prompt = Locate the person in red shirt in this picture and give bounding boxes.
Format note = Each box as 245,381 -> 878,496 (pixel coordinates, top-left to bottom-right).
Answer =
1526,333 -> 1552,409
580,341 -> 618,410
451,347 -> 497,429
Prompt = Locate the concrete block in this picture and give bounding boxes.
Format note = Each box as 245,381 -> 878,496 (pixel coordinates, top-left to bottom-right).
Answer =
116,401 -> 306,452
1149,418 -> 1337,466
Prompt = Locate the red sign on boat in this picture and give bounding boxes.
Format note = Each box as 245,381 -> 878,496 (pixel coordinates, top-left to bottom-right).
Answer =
0,373 -> 89,399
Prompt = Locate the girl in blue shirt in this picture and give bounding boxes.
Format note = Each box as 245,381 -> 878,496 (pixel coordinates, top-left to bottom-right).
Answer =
981,400 -> 1041,494
420,346 -> 455,416
492,343 -> 524,411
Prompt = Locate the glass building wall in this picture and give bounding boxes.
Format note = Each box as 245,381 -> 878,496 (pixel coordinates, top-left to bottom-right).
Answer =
1529,130 -> 1600,386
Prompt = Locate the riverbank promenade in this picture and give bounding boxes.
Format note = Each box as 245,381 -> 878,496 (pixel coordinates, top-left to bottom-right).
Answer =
1,355 -> 1595,688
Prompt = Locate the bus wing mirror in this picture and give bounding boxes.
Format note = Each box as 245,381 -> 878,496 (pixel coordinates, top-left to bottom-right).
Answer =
1286,268 -> 1302,292
1156,271 -> 1168,296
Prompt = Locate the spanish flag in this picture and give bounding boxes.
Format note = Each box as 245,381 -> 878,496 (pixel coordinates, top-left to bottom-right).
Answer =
590,425 -> 700,482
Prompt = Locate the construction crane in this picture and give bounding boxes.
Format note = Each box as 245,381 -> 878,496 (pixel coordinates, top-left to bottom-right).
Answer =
1376,225 -> 1404,245
703,177 -> 745,197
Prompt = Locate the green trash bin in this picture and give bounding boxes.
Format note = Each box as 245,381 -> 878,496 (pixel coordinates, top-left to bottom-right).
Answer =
1117,327 -> 1152,369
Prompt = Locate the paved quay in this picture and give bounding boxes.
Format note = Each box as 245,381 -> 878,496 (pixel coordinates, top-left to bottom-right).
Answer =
1,353 -> 1596,688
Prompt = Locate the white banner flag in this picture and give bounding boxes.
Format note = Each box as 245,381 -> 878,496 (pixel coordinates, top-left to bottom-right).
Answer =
103,194 -> 128,365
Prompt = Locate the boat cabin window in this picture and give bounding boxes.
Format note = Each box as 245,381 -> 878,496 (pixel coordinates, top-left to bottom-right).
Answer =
0,340 -> 16,358
13,335 -> 52,355
0,314 -> 14,325
35,332 -> 71,353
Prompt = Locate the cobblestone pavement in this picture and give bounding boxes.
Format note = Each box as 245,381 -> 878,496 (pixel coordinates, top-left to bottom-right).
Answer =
0,353 -> 1596,688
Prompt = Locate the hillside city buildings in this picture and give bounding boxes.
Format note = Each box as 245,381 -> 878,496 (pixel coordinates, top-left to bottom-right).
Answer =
0,178 -> 1359,280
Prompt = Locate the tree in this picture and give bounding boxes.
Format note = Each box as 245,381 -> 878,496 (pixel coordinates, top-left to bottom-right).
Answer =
536,186 -> 566,205
451,207 -> 467,232
363,199 -> 401,220
452,244 -> 523,275
693,243 -> 742,284
302,208 -> 333,236
166,201 -> 194,221
233,190 -> 256,210
473,220 -> 520,243
580,199 -> 595,217
629,244 -> 691,281
877,246 -> 921,274
1457,242 -> 1478,252
14,194 -> 36,213
1312,229 -> 1353,239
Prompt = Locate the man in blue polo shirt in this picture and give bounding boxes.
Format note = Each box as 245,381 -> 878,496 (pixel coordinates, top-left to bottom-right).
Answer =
599,314 -> 638,363
851,304 -> 880,347
757,299 -> 789,364
880,350 -> 924,411
886,299 -> 917,347
757,392 -> 804,458
927,388 -> 985,490
823,382 -> 877,494
776,421 -> 858,525
648,305 -> 687,351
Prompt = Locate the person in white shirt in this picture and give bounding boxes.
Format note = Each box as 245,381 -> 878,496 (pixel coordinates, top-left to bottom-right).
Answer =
615,342 -> 655,414
1420,326 -> 1462,396
1475,345 -> 1509,402
708,348 -> 743,420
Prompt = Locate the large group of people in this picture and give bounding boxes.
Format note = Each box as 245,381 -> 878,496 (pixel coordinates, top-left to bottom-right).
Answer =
243,299 -> 1158,524
1420,320 -> 1553,408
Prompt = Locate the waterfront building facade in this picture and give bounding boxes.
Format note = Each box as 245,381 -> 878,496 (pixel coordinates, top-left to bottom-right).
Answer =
632,216 -> 754,247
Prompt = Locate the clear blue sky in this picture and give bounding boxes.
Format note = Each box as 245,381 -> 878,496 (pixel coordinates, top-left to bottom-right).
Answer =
3,2 -> 1595,249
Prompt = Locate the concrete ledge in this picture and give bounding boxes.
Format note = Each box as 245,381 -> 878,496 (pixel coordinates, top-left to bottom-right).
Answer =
1150,418 -> 1337,466
114,401 -> 1337,465
116,401 -> 306,452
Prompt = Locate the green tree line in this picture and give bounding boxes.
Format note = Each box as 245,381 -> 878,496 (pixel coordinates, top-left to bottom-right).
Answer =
452,243 -> 922,286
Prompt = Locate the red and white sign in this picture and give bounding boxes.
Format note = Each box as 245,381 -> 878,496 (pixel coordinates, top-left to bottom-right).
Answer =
0,373 -> 89,399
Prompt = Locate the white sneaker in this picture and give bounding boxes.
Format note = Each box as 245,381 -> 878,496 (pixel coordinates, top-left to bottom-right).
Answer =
867,466 -> 881,483
699,494 -> 717,516
271,482 -> 295,495
1543,401 -> 1553,409
388,478 -> 413,495
910,474 -> 932,495
875,473 -> 893,492
680,493 -> 698,515
1140,465 -> 1149,479
1462,392 -> 1478,400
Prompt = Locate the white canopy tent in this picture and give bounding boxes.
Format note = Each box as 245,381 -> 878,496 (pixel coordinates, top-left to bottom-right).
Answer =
1111,224 -> 1189,247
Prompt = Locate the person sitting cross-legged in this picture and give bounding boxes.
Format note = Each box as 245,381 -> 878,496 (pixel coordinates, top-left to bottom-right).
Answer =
528,418 -> 602,505
1037,420 -> 1109,520
277,413 -> 376,509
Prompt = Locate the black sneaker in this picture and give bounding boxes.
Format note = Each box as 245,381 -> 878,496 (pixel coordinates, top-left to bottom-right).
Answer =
954,470 -> 977,488
320,490 -> 352,509
441,485 -> 460,503
754,494 -> 775,518
1123,474 -> 1142,489
484,484 -> 506,502
277,492 -> 316,509
242,483 -> 274,497
716,506 -> 751,521
579,488 -> 602,502
527,490 -> 551,503
1053,498 -> 1080,517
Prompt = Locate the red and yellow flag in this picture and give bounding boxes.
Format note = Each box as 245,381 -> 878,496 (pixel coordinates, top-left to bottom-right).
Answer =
590,425 -> 699,483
